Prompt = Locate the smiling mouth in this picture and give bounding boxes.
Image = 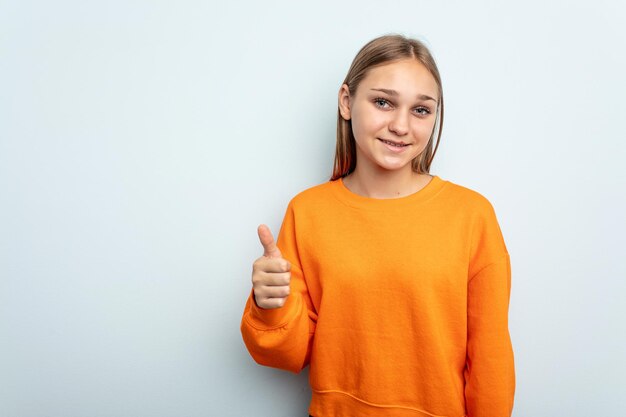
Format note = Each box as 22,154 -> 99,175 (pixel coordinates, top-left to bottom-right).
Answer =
378,138 -> 410,147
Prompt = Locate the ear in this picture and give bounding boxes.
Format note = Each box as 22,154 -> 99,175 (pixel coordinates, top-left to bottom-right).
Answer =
338,83 -> 352,120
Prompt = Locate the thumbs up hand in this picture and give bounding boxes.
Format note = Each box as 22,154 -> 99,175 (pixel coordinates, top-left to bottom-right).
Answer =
251,224 -> 291,309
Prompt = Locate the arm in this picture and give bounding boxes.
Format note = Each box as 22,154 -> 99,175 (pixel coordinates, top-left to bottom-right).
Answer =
465,253 -> 515,416
240,201 -> 317,374
464,199 -> 515,416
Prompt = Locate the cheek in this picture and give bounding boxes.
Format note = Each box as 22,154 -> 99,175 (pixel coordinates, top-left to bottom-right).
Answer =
412,119 -> 437,138
352,110 -> 386,141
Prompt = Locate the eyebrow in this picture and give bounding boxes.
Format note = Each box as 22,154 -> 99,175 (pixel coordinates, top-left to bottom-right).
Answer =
370,88 -> 438,103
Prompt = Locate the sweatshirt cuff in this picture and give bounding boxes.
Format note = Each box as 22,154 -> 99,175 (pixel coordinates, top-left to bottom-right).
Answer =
247,288 -> 301,329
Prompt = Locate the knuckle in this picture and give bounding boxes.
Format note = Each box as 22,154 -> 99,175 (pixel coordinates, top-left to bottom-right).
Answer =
270,286 -> 282,298
271,259 -> 283,271
253,287 -> 264,299
263,298 -> 277,309
253,290 -> 263,304
275,272 -> 289,286
252,258 -> 263,272
251,271 -> 263,286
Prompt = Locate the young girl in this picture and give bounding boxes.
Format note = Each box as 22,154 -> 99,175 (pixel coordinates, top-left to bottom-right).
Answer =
240,34 -> 515,417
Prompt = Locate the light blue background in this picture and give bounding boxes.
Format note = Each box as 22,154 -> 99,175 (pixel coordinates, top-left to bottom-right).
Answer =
1,1 -> 625,416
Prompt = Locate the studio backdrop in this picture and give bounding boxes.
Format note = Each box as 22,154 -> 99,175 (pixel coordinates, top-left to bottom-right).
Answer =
1,1 -> 625,416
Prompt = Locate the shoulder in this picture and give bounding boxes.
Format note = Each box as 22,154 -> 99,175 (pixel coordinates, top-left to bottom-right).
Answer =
286,180 -> 337,209
440,177 -> 498,214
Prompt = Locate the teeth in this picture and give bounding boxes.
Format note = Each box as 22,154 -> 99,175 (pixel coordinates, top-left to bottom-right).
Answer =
381,139 -> 406,147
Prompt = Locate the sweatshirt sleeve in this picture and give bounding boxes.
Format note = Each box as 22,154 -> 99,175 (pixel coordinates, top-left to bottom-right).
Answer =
464,200 -> 515,417
240,200 -> 317,374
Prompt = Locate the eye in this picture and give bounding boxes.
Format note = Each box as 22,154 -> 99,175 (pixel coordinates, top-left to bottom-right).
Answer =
373,97 -> 391,109
414,107 -> 431,116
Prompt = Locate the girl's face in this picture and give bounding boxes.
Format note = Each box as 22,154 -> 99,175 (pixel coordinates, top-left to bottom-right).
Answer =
338,58 -> 439,174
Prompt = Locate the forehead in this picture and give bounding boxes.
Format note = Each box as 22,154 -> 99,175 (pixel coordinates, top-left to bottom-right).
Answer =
358,59 -> 438,98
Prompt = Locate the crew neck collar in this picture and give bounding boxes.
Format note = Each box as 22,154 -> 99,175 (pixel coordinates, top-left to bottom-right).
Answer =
331,175 -> 446,210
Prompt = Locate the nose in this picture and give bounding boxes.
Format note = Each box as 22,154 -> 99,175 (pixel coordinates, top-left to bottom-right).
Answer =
388,110 -> 409,136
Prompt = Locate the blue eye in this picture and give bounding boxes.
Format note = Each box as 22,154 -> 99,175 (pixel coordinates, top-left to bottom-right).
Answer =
373,98 -> 390,108
374,97 -> 431,116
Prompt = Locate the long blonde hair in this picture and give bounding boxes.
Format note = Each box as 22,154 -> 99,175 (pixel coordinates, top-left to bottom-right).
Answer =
331,34 -> 444,181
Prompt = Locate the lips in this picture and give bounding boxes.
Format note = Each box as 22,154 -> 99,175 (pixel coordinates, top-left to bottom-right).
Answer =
378,138 -> 409,147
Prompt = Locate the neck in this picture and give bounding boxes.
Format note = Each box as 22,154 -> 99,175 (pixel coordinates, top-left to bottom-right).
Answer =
344,164 -> 431,199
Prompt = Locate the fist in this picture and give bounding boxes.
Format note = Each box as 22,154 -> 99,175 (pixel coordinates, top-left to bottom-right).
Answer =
251,224 -> 291,309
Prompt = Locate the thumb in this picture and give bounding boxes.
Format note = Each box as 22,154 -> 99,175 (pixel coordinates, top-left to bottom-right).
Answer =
257,224 -> 282,258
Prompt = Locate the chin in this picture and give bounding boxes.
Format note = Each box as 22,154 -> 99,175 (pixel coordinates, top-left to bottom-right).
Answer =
377,161 -> 413,172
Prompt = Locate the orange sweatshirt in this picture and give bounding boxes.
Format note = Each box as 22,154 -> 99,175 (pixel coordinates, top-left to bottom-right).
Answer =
240,175 -> 515,417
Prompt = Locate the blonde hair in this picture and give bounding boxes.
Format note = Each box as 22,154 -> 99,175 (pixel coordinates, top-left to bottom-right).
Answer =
331,34 -> 444,181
